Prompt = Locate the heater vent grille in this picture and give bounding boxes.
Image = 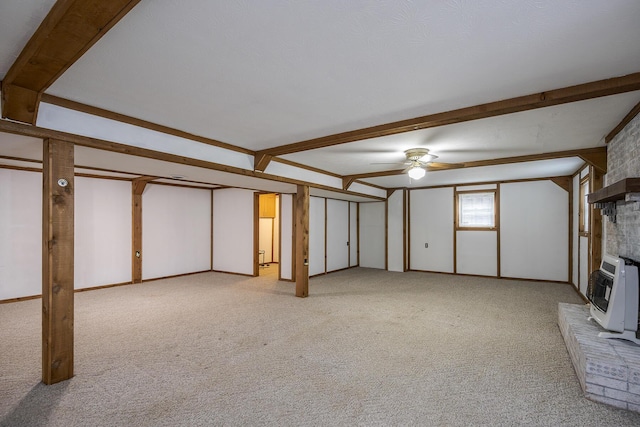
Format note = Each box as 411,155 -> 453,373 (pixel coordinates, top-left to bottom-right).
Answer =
587,270 -> 613,313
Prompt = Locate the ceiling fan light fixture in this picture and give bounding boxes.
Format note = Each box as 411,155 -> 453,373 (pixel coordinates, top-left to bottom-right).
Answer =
407,166 -> 426,180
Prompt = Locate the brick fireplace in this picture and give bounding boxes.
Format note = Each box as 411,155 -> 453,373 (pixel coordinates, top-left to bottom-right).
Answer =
560,110 -> 640,412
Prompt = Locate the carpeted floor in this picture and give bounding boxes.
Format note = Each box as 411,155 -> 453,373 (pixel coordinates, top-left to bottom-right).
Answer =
2,267 -> 640,426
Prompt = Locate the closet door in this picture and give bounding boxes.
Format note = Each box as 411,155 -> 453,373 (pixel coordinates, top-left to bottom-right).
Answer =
409,188 -> 454,273
326,199 -> 349,272
309,197 -> 326,276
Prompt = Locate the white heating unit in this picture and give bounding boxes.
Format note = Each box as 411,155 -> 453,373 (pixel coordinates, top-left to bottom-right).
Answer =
587,254 -> 640,345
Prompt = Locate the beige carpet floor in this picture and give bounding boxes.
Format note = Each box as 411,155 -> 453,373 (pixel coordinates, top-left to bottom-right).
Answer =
2,267 -> 640,426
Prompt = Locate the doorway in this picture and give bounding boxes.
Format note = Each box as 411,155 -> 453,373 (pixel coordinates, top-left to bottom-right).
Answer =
257,193 -> 280,275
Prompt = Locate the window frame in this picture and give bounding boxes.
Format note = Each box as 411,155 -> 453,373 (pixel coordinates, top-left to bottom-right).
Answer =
455,190 -> 497,231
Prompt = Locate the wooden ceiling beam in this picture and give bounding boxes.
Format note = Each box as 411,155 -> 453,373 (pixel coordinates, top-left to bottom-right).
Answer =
342,147 -> 607,181
260,72 -> 640,157
254,152 -> 273,172
550,176 -> 572,192
605,100 -> 640,144
0,120 -> 385,201
132,176 -> 158,195
343,169 -> 407,181
578,150 -> 607,174
342,177 -> 356,190
41,94 -> 254,155
1,0 -> 141,124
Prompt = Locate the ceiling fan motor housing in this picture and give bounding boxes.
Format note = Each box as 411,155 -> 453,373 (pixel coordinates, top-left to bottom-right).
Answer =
404,148 -> 429,161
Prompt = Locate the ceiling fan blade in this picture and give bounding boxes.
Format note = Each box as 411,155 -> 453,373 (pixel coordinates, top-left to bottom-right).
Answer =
370,161 -> 410,165
426,162 -> 465,170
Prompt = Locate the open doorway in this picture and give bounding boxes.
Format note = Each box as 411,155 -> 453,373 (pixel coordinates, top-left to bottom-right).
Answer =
257,193 -> 280,276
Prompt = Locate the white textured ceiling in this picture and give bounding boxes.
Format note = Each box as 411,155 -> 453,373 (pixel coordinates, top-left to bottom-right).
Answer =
365,157 -> 586,189
46,0 -> 640,150
0,0 -> 57,78
2,1 -> 640,196
281,92 -> 640,176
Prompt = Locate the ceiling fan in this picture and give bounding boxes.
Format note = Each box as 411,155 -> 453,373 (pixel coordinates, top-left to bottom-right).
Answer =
377,148 -> 464,180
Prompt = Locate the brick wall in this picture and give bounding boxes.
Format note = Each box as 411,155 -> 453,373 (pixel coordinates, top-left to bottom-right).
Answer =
605,112 -> 640,261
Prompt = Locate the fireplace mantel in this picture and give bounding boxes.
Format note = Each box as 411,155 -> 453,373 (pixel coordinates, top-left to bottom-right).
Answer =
588,178 -> 640,204
587,178 -> 640,223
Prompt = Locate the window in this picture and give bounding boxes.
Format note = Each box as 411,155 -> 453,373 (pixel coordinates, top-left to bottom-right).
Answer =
579,176 -> 589,234
457,191 -> 496,229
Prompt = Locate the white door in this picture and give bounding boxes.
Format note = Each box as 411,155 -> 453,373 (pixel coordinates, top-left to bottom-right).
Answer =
326,199 -> 349,272
409,188 -> 454,273
309,197 -> 326,276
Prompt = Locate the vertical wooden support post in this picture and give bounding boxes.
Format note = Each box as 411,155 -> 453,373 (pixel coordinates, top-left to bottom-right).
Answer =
568,182 -> 574,285
403,189 -> 408,272
132,183 -> 144,283
132,177 -> 154,283
42,138 -> 74,385
589,167 -> 604,274
295,185 -> 309,297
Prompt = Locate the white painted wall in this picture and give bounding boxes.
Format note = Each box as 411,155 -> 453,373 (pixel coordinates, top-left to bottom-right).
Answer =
349,202 -> 358,266
213,188 -> 254,275
387,190 -> 405,272
279,194 -> 293,280
75,177 -> 131,289
142,184 -> 211,279
359,202 -> 386,269
456,231 -> 497,276
309,197 -> 326,276
0,169 -> 41,300
500,180 -> 568,281
326,199 -> 349,272
409,187 -> 455,273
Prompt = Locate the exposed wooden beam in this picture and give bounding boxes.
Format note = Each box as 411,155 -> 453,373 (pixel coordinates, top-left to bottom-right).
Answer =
254,152 -> 273,172
578,150 -> 607,174
295,185 -> 309,297
343,169 -> 406,181
41,94 -> 254,155
42,138 -> 74,385
341,147 -> 608,181
1,0 -> 141,124
461,147 -> 606,169
260,72 -> 640,156
132,175 -> 157,195
271,157 -> 342,178
550,176 -> 572,192
0,120 -> 385,201
342,177 -> 356,190
131,176 -> 157,284
605,100 -> 640,144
